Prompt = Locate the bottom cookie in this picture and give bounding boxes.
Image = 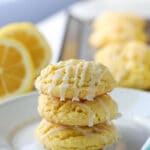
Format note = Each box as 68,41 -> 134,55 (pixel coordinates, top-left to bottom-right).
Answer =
35,119 -> 118,150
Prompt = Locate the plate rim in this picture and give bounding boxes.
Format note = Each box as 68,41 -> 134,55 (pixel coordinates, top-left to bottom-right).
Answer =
0,91 -> 38,107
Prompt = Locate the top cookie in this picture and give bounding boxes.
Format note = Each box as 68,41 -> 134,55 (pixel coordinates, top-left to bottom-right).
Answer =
35,59 -> 116,101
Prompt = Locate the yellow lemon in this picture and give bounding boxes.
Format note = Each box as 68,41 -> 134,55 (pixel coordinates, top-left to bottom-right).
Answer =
0,38 -> 34,100
0,23 -> 52,76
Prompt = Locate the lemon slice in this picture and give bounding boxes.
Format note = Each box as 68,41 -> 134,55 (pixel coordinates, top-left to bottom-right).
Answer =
0,23 -> 52,76
0,38 -> 34,99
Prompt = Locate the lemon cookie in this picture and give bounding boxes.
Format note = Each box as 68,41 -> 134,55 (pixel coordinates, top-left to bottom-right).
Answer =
95,41 -> 150,89
38,94 -> 118,127
93,12 -> 145,30
35,119 -> 118,150
35,59 -> 116,101
89,24 -> 147,49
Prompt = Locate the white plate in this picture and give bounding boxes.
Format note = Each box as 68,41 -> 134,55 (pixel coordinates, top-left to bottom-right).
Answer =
0,88 -> 150,150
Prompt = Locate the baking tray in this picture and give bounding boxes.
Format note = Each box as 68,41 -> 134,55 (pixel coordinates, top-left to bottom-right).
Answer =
58,14 -> 94,61
58,14 -> 150,61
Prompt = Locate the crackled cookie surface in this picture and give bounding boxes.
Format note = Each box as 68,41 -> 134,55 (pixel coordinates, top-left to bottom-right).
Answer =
90,12 -> 146,49
89,24 -> 146,49
35,59 -> 116,101
35,119 -> 118,150
38,94 -> 118,127
95,41 -> 150,89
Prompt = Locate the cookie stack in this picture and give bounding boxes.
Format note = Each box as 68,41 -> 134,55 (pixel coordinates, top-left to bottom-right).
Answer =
35,59 -> 119,150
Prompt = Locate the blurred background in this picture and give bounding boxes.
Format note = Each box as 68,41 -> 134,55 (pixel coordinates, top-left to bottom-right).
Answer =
0,0 -> 77,26
0,0 -> 150,101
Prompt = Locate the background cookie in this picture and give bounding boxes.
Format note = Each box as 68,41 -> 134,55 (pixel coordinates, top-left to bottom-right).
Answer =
90,12 -> 146,49
38,94 -> 118,126
35,119 -> 118,150
89,24 -> 146,49
93,12 -> 145,30
95,41 -> 150,89
35,59 -> 116,101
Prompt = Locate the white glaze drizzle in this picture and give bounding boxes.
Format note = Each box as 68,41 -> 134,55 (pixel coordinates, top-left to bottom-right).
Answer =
93,126 -> 101,132
99,66 -> 108,83
48,70 -> 62,97
96,63 -> 102,80
41,123 -> 113,144
84,63 -> 96,101
47,60 -> 107,101
102,124 -> 115,142
47,99 -> 59,104
47,100 -> 95,127
84,63 -> 102,101
59,61 -> 73,101
100,123 -> 116,140
41,126 -> 68,139
106,120 -> 112,126
103,136 -> 108,144
38,67 -> 50,90
92,126 -> 108,143
94,65 -> 107,88
79,62 -> 89,86
72,62 -> 82,101
78,103 -> 95,127
72,126 -> 90,136
41,125 -> 90,140
98,124 -> 113,142
98,99 -> 110,121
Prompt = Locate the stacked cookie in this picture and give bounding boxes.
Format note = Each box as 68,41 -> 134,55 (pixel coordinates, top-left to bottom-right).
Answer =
35,59 -> 119,150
